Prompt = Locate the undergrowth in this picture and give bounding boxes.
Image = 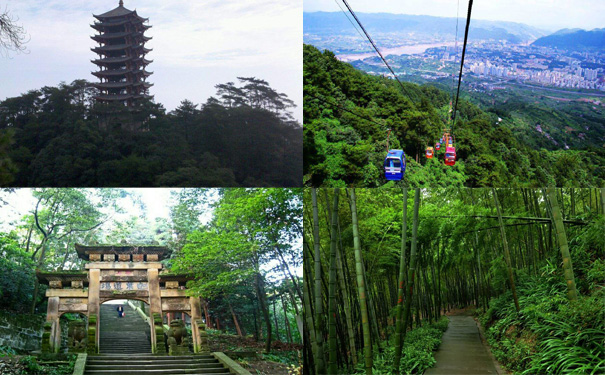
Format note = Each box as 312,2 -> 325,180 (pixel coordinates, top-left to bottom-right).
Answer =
480,219 -> 605,375
0,355 -> 76,375
353,316 -> 449,375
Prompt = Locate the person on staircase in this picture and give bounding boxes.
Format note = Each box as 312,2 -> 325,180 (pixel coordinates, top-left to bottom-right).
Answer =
117,305 -> 125,318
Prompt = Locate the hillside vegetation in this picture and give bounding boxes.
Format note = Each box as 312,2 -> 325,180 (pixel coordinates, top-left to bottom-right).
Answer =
0,78 -> 302,187
303,44 -> 605,187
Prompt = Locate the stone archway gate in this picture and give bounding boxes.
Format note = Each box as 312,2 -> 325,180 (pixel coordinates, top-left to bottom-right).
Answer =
37,244 -> 207,354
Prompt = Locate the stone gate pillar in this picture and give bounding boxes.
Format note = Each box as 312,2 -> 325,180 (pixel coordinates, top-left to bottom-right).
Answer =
148,268 -> 165,354
46,297 -> 61,353
190,297 -> 204,353
88,268 -> 100,353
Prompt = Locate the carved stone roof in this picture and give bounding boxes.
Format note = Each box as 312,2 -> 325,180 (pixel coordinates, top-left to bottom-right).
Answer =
37,271 -> 89,284
75,244 -> 169,261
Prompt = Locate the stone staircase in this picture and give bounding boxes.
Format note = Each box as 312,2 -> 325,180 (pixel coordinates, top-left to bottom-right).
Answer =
99,303 -> 151,354
84,354 -> 231,375
87,304 -> 233,374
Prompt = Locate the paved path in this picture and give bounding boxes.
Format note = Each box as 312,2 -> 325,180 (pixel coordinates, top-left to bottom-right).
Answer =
424,315 -> 499,375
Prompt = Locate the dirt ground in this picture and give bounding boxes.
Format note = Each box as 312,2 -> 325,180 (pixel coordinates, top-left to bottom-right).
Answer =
208,332 -> 302,375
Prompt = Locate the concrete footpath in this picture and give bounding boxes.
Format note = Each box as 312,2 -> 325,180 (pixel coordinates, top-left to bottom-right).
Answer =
424,315 -> 499,375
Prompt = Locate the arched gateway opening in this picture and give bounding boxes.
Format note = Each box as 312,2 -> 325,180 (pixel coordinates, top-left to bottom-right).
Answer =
37,244 -> 208,355
99,299 -> 151,354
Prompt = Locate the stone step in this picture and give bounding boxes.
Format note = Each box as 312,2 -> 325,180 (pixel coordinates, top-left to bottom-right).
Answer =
99,342 -> 151,346
86,364 -> 224,370
89,355 -> 215,360
88,359 -> 219,365
84,369 -> 229,375
99,348 -> 152,351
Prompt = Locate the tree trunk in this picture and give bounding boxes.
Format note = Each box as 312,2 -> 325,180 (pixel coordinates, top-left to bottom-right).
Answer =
281,295 -> 293,343
311,188 -> 326,375
302,250 -> 317,371
228,301 -> 243,337
393,187 -> 408,372
328,188 -> 339,374
401,188 -> 421,343
349,188 -> 373,375
336,219 -> 357,367
256,272 -> 272,353
272,298 -> 281,342
545,187 -> 578,301
492,189 -> 520,312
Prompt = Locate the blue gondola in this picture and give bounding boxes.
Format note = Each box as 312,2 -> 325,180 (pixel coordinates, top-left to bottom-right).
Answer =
384,149 -> 406,181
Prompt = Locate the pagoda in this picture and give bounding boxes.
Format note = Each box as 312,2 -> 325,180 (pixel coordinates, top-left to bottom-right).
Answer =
91,0 -> 153,106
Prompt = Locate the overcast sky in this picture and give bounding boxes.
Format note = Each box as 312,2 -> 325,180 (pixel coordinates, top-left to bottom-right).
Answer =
304,0 -> 605,31
0,0 -> 302,122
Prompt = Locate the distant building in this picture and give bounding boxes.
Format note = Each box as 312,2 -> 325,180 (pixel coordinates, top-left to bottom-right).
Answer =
91,1 -> 153,107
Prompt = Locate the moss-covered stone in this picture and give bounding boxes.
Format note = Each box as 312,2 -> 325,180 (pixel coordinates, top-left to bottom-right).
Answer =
41,321 -> 52,353
0,310 -> 45,352
87,314 -> 97,354
152,313 -> 166,354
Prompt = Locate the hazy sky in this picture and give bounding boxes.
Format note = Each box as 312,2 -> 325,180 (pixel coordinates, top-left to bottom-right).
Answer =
0,0 -> 302,122
304,0 -> 605,31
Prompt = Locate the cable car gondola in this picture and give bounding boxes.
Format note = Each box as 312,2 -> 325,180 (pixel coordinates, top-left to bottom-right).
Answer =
425,147 -> 434,159
444,146 -> 456,166
384,149 -> 406,181
435,142 -> 441,151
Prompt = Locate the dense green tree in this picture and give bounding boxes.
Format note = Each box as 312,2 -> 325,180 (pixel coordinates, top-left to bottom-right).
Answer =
0,78 -> 302,187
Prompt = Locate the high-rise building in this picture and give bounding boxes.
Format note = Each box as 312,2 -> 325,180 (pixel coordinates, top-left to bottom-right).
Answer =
91,1 -> 153,107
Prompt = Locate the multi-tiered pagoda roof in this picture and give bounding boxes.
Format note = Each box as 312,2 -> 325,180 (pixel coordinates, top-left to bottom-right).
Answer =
91,1 -> 153,106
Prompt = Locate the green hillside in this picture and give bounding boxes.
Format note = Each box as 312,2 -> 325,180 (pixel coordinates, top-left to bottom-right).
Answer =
303,44 -> 605,187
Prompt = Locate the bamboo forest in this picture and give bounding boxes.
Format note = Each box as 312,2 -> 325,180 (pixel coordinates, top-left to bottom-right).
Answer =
303,188 -> 604,375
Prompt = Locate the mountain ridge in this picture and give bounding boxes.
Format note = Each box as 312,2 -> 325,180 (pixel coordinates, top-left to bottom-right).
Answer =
532,28 -> 605,50
304,11 -> 547,43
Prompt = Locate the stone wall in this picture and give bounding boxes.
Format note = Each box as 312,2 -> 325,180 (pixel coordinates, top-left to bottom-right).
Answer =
0,310 -> 45,352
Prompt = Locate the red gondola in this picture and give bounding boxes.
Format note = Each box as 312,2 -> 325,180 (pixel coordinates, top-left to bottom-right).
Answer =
444,146 -> 456,166
426,147 -> 434,159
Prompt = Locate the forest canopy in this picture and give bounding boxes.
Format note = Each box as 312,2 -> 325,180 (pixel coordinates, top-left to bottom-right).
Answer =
0,77 -> 302,187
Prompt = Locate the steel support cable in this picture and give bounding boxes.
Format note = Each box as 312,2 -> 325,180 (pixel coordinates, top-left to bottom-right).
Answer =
340,0 -> 418,106
452,0 -> 474,128
451,0 -> 460,106
333,0 -> 366,42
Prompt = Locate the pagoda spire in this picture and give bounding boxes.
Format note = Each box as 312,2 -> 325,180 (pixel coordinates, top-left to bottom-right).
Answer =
91,1 -> 153,107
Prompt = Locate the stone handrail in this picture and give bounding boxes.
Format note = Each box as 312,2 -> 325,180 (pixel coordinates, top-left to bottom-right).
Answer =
212,352 -> 252,375
126,300 -> 170,331
72,353 -> 87,375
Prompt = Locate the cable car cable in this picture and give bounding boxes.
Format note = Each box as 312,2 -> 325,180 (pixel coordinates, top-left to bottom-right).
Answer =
451,0 -> 460,107
339,0 -> 418,105
451,0 -> 473,126
333,0 -> 366,42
